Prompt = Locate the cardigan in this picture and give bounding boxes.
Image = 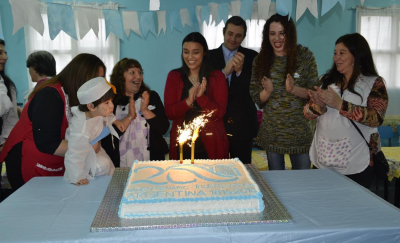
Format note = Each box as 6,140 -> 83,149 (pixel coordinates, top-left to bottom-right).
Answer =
164,69 -> 229,160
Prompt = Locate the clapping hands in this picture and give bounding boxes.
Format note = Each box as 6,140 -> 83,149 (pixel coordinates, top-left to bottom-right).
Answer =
261,76 -> 273,94
308,86 -> 343,110
186,78 -> 207,107
141,91 -> 150,111
224,52 -> 245,76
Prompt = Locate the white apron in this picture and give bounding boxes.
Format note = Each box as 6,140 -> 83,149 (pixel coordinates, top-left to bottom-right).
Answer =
116,97 -> 150,168
310,75 -> 378,175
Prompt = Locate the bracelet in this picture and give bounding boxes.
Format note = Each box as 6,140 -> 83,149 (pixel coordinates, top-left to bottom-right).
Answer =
126,115 -> 133,120
139,110 -> 149,116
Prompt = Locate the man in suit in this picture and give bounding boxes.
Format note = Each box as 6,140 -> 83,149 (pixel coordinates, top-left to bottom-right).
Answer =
209,16 -> 259,164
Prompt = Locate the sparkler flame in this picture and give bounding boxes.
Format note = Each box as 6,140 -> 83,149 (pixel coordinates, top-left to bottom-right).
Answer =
177,123 -> 192,145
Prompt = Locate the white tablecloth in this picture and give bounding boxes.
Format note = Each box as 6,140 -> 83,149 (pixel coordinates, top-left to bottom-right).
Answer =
1,169 -> 400,242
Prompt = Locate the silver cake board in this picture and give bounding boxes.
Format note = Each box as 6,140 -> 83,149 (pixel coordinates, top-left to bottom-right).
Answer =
90,165 -> 293,232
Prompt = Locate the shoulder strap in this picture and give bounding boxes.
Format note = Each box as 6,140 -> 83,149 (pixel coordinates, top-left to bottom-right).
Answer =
349,119 -> 371,150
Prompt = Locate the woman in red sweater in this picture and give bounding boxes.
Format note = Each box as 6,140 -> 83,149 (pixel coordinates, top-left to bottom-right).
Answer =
164,32 -> 229,160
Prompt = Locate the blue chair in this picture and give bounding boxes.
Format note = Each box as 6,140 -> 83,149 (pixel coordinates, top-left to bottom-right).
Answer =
378,126 -> 394,147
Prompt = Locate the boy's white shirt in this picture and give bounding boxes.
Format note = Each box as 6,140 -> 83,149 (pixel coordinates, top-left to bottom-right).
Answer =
64,106 -> 119,184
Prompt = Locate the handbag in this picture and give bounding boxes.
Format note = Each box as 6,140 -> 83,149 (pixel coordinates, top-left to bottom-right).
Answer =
349,120 -> 389,179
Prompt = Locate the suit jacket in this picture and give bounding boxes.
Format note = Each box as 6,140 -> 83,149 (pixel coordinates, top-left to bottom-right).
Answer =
209,45 -> 259,141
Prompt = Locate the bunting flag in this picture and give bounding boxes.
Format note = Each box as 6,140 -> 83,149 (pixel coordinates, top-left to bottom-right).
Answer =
240,0 -> 253,21
122,11 -> 141,37
139,12 -> 157,37
258,0 -> 272,21
188,7 -> 198,27
9,0 -> 44,36
200,5 -> 210,25
231,1 -> 241,16
169,9 -> 183,33
103,9 -> 124,40
48,3 -> 77,40
76,7 -> 100,39
276,0 -> 292,17
195,6 -> 202,25
209,3 -> 218,26
8,0 -> 360,40
180,8 -> 192,28
296,0 -> 318,21
321,0 -> 346,17
157,11 -> 166,35
216,2 -> 229,25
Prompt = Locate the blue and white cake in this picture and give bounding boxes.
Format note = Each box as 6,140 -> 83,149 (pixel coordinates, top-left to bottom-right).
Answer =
118,158 -> 265,219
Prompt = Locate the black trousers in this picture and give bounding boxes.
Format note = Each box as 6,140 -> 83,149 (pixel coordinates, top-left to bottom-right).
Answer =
4,142 -> 24,194
345,165 -> 375,189
228,137 -> 253,164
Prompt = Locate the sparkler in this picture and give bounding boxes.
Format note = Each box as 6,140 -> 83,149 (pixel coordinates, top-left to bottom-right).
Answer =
189,111 -> 214,164
177,123 -> 192,164
176,110 -> 215,164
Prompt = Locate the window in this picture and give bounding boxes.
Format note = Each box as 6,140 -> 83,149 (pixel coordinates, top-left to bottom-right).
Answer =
357,6 -> 400,88
356,5 -> 400,114
24,7 -> 119,89
202,17 -> 265,52
200,2 -> 276,52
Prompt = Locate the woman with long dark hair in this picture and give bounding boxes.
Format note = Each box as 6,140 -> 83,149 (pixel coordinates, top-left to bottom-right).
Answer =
0,39 -> 18,151
250,14 -> 319,170
164,32 -> 229,160
304,33 -> 388,188
0,53 -> 106,192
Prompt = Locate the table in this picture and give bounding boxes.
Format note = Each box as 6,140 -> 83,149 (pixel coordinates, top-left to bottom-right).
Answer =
1,169 -> 400,242
382,147 -> 400,207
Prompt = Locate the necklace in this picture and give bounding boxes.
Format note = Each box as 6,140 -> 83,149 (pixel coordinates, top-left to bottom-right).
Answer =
189,75 -> 198,85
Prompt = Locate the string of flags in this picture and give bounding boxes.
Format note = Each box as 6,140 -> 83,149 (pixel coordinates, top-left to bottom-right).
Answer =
5,0 -> 365,41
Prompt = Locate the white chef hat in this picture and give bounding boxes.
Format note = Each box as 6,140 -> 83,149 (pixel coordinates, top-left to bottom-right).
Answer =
77,77 -> 116,105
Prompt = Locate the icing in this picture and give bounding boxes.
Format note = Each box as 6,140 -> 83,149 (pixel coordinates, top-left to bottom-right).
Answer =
118,158 -> 265,219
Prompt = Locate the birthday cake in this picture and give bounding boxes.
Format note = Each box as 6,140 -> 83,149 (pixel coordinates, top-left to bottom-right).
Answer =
118,158 -> 265,219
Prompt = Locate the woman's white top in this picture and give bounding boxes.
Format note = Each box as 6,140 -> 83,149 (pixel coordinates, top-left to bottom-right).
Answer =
0,75 -> 19,145
310,75 -> 378,175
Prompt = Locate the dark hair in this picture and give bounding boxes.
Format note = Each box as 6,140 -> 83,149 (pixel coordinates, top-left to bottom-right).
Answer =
253,14 -> 298,81
0,39 -> 16,135
320,33 -> 378,100
26,50 -> 56,77
29,53 -> 106,107
78,88 -> 115,112
223,16 -> 247,39
179,32 -> 211,82
110,58 -> 150,103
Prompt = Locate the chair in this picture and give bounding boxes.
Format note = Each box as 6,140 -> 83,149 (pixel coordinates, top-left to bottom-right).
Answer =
378,126 -> 394,147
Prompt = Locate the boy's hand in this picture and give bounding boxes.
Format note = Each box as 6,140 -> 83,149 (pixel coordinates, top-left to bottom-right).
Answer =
75,179 -> 89,186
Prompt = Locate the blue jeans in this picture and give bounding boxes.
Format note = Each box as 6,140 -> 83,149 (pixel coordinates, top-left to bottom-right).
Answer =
266,151 -> 311,170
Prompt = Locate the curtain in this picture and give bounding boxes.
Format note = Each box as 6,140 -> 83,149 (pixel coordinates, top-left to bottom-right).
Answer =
24,4 -> 119,90
202,2 -> 276,52
356,5 -> 400,115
